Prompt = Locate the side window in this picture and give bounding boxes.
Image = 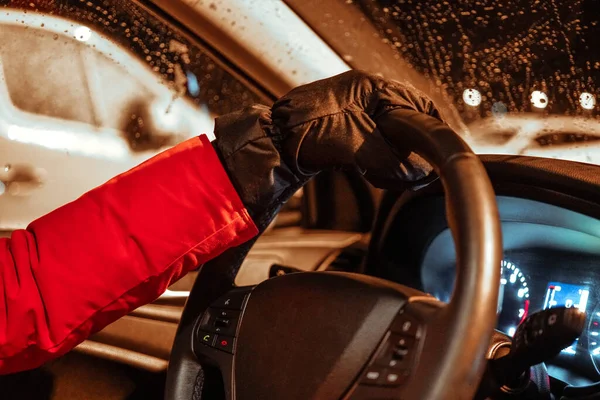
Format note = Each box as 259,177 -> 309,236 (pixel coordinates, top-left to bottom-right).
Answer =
1,0 -> 265,148
0,0 -> 272,228
0,25 -> 98,125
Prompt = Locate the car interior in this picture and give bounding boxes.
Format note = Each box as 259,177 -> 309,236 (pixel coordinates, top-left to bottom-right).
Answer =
2,0 -> 600,399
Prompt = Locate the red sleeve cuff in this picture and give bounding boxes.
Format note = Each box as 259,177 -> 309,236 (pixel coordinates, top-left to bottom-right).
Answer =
0,134 -> 257,374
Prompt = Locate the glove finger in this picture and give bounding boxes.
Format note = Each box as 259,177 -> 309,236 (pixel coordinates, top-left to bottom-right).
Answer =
273,70 -> 442,185
368,77 -> 445,122
355,127 -> 433,189
287,106 -> 434,187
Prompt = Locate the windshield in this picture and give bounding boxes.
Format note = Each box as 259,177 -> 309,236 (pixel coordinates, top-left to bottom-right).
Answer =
349,0 -> 600,164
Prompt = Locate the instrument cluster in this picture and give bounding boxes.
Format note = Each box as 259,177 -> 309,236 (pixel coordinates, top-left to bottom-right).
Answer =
375,194 -> 600,382
496,260 -> 590,356
422,253 -> 600,379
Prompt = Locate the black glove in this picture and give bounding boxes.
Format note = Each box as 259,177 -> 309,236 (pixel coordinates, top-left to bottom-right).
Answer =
213,70 -> 444,230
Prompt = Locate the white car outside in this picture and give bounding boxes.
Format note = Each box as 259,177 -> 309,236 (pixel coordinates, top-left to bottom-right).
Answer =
0,10 -> 217,229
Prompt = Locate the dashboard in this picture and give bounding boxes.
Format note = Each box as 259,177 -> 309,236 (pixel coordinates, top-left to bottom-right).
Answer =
372,193 -> 600,383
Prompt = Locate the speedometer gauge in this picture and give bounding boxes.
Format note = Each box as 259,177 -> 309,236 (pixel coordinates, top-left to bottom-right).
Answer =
497,260 -> 530,337
588,306 -> 600,373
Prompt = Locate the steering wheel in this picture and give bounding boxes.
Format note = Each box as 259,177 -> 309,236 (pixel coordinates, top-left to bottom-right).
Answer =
165,109 -> 503,400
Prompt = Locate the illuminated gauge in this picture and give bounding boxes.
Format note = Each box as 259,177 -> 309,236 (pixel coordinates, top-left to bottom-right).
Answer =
544,282 -> 589,356
497,260 -> 530,337
588,306 -> 600,371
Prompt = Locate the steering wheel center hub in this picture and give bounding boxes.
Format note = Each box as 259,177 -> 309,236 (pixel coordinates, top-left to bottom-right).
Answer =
234,273 -> 409,400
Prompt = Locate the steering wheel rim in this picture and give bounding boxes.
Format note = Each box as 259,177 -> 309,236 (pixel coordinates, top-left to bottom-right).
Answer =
165,109 -> 502,400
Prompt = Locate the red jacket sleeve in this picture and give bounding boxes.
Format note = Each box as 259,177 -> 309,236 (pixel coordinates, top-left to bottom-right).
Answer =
0,135 -> 258,374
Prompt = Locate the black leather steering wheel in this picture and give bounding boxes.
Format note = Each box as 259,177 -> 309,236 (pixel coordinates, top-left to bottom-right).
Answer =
165,109 -> 503,400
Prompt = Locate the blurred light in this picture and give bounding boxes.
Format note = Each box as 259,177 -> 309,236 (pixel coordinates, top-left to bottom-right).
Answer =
74,26 -> 92,42
0,181 -> 5,196
580,290 -> 590,312
508,326 -> 516,337
580,92 -> 596,110
492,101 -> 508,118
531,91 -> 548,109
7,125 -> 127,159
151,99 -> 181,132
8,182 -> 22,196
186,71 -> 200,97
463,89 -> 482,107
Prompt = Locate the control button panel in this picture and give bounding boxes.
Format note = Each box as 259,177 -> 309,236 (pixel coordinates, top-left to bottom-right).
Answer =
361,366 -> 384,385
199,308 -> 241,336
214,335 -> 235,353
212,290 -> 248,310
389,312 -> 423,339
198,331 -> 216,347
358,309 -> 424,390
195,287 -> 252,355
375,334 -> 417,371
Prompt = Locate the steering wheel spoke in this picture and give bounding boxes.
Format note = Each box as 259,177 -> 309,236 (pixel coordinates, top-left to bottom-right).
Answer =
166,111 -> 502,400
347,296 -> 445,399
190,286 -> 254,399
188,271 -> 451,400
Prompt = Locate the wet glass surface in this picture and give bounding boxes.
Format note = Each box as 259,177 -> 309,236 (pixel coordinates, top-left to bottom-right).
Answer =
332,0 -> 600,162
0,0 -> 263,151
0,0 -> 307,232
351,0 -> 600,121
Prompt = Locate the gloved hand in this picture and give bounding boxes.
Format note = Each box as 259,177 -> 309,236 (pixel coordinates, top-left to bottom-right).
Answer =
213,70 -> 444,230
